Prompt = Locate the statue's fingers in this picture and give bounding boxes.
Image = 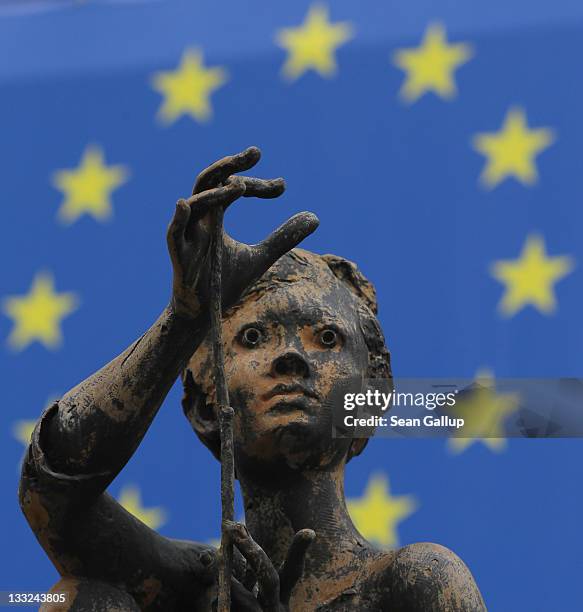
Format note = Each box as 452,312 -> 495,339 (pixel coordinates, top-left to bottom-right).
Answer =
184,180 -> 246,238
225,521 -> 280,611
226,176 -> 285,199
230,576 -> 262,612
219,177 -> 285,217
278,529 -> 315,605
166,198 -> 190,253
242,563 -> 258,592
252,212 -> 319,275
185,179 -> 246,218
193,147 -> 261,194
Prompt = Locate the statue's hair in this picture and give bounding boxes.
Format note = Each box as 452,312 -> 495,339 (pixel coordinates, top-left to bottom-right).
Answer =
181,250 -> 392,463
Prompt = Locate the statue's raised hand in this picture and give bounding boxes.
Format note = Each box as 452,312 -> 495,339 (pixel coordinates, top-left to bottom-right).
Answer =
224,521 -> 316,612
167,147 -> 319,319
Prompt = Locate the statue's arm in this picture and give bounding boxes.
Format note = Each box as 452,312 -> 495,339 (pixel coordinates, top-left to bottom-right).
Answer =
16,290 -> 214,607
20,414 -> 220,607
38,305 -> 207,483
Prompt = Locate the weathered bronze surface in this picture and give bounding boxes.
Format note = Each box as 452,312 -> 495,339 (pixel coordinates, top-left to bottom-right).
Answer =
19,148 -> 486,611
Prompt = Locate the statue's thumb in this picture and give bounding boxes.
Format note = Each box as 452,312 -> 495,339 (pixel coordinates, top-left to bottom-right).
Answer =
279,529 -> 316,604
256,213 -> 319,273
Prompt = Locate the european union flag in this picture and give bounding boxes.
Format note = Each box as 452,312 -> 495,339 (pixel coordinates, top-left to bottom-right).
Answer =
1,1 -> 582,610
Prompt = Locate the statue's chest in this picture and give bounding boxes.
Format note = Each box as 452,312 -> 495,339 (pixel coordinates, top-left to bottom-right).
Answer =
312,589 -> 364,611
188,581 -> 385,612
313,589 -> 386,611
291,576 -> 386,612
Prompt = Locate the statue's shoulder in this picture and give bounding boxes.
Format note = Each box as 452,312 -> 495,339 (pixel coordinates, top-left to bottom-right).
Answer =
365,542 -> 487,611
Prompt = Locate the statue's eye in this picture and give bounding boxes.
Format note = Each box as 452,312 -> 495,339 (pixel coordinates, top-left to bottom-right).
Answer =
319,328 -> 338,348
240,327 -> 263,348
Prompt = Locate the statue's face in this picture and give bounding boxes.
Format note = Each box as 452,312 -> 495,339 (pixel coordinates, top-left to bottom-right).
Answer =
187,260 -> 369,474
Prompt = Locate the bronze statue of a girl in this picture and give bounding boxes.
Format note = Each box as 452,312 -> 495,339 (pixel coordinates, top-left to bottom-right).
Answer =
19,148 -> 486,611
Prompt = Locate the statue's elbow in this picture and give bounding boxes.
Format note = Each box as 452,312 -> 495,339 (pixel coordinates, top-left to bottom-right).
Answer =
17,443 -> 40,530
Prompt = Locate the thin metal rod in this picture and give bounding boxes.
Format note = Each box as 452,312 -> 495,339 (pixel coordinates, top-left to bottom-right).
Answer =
209,205 -> 235,612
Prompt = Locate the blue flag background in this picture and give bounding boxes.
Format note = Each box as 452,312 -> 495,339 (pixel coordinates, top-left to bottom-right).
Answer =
1,1 -> 582,609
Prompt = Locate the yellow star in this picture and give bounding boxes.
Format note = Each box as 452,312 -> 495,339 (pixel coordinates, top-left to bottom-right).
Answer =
13,420 -> 36,446
151,48 -> 228,124
393,22 -> 473,103
491,234 -> 574,317
117,485 -> 167,530
473,108 -> 555,188
52,145 -> 129,224
449,369 -> 520,453
276,4 -> 353,80
3,272 -> 79,351
347,473 -> 417,548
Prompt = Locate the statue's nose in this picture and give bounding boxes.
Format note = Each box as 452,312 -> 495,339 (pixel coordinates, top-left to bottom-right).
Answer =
271,351 -> 310,378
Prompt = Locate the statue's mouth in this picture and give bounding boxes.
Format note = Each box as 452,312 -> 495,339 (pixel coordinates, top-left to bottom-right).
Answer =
262,383 -> 319,401
267,395 -> 318,415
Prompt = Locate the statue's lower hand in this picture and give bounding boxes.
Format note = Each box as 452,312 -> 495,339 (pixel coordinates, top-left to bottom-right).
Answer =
225,521 -> 316,612
167,147 -> 319,319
